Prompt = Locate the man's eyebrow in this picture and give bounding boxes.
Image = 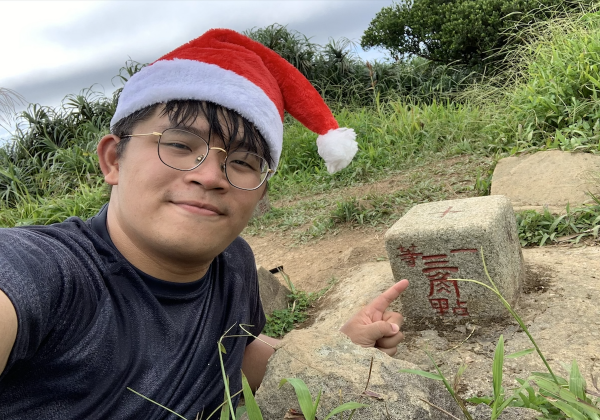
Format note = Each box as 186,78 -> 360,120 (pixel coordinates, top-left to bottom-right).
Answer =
160,125 -> 210,139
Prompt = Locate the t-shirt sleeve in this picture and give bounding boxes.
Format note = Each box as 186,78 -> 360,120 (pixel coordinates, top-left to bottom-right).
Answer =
0,228 -> 94,377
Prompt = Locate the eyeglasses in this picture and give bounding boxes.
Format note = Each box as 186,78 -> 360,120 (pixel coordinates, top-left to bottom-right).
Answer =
122,128 -> 273,191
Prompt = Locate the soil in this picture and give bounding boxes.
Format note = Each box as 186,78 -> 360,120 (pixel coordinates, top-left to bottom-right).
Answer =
243,165 -> 600,399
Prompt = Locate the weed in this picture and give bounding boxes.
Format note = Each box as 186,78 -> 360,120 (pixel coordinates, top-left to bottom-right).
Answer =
516,204 -> 600,246
263,272 -> 332,338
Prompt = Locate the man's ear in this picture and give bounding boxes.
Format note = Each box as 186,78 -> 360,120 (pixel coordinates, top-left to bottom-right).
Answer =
97,134 -> 120,186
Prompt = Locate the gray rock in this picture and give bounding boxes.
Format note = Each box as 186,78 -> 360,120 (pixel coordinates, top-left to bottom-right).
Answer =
254,328 -> 464,420
252,192 -> 271,219
469,403 -> 539,420
257,266 -> 291,316
384,196 -> 524,321
490,150 -> 600,213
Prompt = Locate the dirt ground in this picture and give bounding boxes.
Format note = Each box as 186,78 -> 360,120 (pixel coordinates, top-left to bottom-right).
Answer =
246,225 -> 388,292
245,212 -> 600,400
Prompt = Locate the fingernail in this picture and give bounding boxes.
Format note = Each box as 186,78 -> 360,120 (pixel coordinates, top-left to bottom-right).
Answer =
391,323 -> 399,334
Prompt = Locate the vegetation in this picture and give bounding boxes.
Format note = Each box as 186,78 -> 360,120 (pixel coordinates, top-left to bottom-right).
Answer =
361,0 -> 593,69
0,88 -> 25,129
263,271 -> 332,338
2,5 -> 600,244
245,24 -> 477,106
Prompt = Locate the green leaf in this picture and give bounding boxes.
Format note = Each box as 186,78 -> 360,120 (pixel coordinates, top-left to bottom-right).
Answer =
506,348 -> 535,359
242,374 -> 264,420
279,378 -> 317,420
399,368 -> 444,381
569,360 -> 587,401
323,402 -> 368,420
492,335 -> 505,401
530,372 -> 568,386
219,342 -> 227,354
466,396 -> 493,405
549,400 -> 587,420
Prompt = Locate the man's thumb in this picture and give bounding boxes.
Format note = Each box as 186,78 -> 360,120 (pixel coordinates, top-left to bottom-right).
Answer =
375,320 -> 400,337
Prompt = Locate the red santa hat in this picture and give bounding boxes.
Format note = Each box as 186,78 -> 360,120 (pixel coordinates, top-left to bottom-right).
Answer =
111,28 -> 358,174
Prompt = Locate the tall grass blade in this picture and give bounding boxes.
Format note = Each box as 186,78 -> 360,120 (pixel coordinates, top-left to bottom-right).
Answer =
491,335 -> 505,419
242,374 -> 264,420
126,387 -> 188,420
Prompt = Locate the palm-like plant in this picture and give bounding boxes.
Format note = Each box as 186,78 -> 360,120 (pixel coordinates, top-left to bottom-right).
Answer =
0,88 -> 25,129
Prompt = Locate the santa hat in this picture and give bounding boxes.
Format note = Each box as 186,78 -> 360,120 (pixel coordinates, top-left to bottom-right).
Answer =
111,28 -> 358,174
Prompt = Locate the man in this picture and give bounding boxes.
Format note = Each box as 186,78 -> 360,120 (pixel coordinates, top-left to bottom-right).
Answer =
0,29 -> 408,419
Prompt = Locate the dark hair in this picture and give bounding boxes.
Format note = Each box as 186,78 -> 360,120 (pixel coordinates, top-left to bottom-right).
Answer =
111,100 -> 274,168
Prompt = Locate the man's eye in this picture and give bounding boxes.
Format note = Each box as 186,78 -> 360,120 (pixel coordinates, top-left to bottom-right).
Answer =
230,159 -> 255,169
164,142 -> 192,152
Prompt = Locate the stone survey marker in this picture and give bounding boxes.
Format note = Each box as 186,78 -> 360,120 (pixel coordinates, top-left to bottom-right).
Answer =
385,196 -> 524,320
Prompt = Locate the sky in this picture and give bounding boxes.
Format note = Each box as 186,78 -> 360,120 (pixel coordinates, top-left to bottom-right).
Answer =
0,0 -> 393,139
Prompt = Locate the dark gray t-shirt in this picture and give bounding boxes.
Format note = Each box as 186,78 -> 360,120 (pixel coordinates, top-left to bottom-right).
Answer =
0,205 -> 265,419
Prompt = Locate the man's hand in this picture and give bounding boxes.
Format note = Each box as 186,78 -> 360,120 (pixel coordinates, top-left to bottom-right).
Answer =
339,280 -> 409,356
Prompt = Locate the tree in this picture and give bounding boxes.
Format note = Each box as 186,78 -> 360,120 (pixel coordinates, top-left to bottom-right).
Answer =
244,24 -> 317,79
361,0 -> 594,69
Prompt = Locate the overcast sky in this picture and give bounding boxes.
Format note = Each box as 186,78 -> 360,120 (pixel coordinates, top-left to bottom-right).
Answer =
0,0 -> 393,134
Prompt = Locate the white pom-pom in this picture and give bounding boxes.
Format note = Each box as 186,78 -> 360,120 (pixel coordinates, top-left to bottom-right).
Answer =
316,128 -> 358,174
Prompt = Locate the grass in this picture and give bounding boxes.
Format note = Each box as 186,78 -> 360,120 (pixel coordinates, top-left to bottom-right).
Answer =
246,154 -> 493,242
263,271 -> 333,338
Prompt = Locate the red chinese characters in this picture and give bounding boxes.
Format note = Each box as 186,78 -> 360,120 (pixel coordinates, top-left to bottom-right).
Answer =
397,245 -> 477,316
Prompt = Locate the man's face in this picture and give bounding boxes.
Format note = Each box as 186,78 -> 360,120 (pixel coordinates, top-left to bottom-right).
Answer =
100,107 -> 266,279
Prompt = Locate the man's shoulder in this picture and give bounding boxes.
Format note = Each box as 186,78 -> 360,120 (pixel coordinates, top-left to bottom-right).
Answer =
0,217 -> 95,248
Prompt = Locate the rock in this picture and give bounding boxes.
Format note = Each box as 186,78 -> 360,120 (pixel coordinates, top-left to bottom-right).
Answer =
469,403 -> 539,420
256,266 -> 291,316
312,261 -> 398,331
490,150 -> 600,213
384,196 -> 524,321
254,328 -> 464,420
252,192 -> 271,219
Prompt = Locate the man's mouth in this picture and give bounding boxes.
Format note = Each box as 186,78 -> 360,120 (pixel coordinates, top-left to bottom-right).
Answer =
172,201 -> 225,216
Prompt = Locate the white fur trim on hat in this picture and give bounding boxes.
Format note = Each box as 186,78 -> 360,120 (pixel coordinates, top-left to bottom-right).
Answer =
316,128 -> 358,173
111,59 -> 284,170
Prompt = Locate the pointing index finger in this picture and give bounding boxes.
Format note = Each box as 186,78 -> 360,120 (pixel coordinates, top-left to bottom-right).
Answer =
368,279 -> 409,313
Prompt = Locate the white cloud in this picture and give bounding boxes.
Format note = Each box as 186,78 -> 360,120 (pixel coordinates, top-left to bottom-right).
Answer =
0,0 -> 391,109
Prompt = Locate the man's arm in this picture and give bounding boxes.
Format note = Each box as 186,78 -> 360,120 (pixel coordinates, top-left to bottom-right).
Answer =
242,334 -> 279,392
0,289 -> 18,374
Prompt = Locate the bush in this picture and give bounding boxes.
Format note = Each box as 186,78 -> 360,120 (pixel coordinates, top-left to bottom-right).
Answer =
506,9 -> 600,150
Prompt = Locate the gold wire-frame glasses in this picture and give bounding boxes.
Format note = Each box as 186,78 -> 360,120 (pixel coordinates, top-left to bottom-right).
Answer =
122,128 -> 273,191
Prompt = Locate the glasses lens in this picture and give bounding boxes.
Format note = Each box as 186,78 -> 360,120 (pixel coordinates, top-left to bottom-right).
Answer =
158,129 -> 209,170
225,150 -> 269,190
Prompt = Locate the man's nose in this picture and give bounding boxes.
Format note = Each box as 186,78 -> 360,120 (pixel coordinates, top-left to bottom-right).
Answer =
185,148 -> 229,189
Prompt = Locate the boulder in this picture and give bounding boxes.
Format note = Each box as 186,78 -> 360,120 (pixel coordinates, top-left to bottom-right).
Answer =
254,328 -> 464,420
256,266 -> 290,316
490,150 -> 600,213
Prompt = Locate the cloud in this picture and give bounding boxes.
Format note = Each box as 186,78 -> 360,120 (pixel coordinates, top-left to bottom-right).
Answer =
1,0 -> 392,109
